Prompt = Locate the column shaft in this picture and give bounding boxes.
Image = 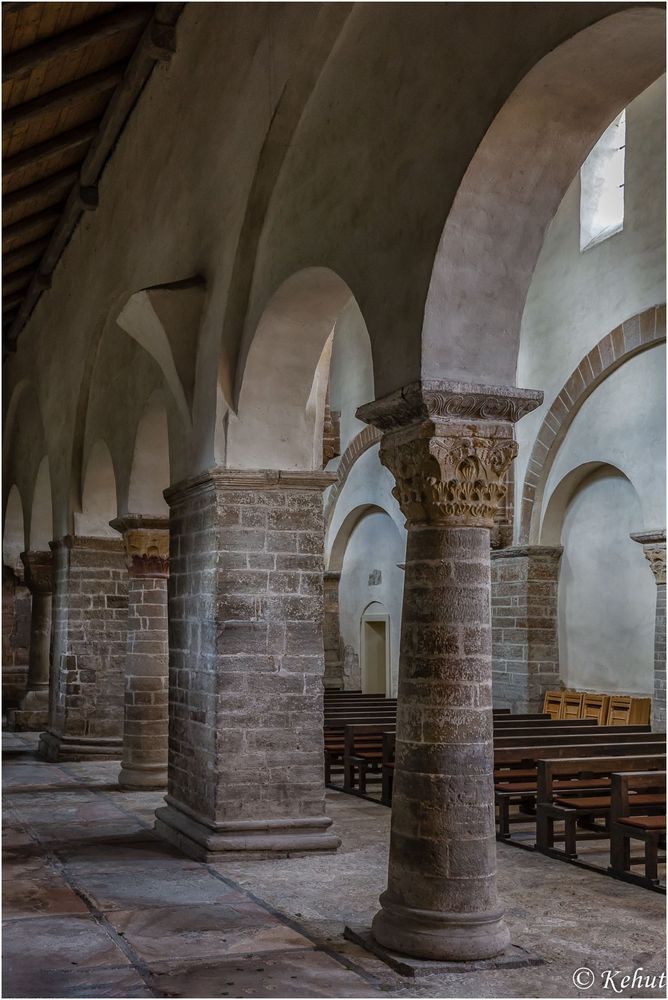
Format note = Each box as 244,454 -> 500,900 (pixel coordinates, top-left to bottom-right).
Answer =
357,378 -> 542,962
38,536 -> 127,761
111,516 -> 170,789
9,551 -> 54,730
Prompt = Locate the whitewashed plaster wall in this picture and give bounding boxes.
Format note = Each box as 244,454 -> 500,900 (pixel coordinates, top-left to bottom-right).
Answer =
325,444 -> 406,693
516,75 -> 666,497
555,468 -> 655,695
325,445 -> 405,558
328,300 -> 375,456
338,511 -> 405,697
540,346 -> 664,695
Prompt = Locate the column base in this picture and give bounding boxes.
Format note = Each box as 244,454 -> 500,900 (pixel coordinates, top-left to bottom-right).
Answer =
344,926 -> 541,975
7,707 -> 48,731
7,688 -> 49,730
154,798 -> 341,862
119,764 -> 167,790
38,730 -> 123,762
370,893 -> 511,962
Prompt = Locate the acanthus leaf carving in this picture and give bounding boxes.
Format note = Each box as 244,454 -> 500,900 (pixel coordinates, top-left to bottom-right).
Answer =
380,427 -> 518,528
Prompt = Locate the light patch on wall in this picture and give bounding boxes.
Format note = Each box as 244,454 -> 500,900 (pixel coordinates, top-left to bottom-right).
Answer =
580,109 -> 626,251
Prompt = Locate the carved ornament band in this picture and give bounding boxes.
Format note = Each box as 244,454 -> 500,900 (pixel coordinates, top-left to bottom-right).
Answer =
356,379 -> 543,432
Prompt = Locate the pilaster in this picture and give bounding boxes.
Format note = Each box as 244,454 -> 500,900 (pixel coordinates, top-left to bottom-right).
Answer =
154,467 -> 341,860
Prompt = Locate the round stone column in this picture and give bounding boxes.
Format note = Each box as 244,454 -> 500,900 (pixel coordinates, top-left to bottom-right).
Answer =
16,550 -> 53,724
111,516 -> 169,789
357,379 -> 542,962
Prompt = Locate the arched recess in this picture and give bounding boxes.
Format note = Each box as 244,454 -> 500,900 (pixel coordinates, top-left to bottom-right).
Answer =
546,463 -> 654,696
422,9 -> 665,387
520,306 -> 665,543
126,393 -> 170,516
226,268 -> 358,471
3,485 -> 25,572
29,456 -> 53,550
74,440 -> 118,537
327,503 -> 386,573
360,599 -> 391,696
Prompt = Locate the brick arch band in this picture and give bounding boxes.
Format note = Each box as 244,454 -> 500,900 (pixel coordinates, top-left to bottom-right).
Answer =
324,424 -> 382,528
519,304 -> 666,544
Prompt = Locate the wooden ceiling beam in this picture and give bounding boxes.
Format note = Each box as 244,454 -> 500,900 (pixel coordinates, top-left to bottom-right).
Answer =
2,238 -> 49,275
3,292 -> 27,312
3,167 -> 79,217
3,6 -> 152,84
4,63 -> 125,132
6,3 -> 186,348
3,266 -> 33,296
4,123 -> 98,184
2,207 -> 61,249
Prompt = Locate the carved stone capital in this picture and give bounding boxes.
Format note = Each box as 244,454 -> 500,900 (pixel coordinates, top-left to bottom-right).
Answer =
631,530 -> 666,585
20,550 -> 54,595
110,515 -> 170,577
357,381 -> 542,527
379,423 -> 518,528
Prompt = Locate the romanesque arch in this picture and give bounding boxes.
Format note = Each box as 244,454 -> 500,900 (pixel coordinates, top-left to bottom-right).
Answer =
520,306 -> 665,543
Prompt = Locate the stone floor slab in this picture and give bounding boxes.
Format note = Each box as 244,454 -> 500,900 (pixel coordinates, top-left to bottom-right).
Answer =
2,913 -> 128,970
146,947 -> 383,998
108,902 -> 312,961
69,866 -> 243,911
2,872 -> 89,918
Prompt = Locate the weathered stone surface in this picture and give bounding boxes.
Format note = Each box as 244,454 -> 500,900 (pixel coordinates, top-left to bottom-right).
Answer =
8,551 -> 53,731
358,379 -> 541,962
111,516 -> 170,789
155,468 -> 340,859
631,531 -> 666,731
491,546 -> 563,713
38,536 -> 127,762
2,565 -> 30,711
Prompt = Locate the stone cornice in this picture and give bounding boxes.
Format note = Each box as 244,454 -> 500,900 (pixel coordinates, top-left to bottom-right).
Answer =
49,535 -> 124,553
110,515 -> 169,535
490,545 -> 563,560
20,549 -> 54,594
356,380 -> 543,432
164,467 -> 338,506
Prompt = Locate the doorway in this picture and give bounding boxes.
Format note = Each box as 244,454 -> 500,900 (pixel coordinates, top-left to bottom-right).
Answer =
361,610 -> 390,694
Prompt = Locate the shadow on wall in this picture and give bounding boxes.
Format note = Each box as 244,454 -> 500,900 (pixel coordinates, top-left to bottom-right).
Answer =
547,463 -> 655,696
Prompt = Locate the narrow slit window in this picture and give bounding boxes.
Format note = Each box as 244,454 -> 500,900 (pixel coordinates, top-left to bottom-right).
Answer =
580,109 -> 626,251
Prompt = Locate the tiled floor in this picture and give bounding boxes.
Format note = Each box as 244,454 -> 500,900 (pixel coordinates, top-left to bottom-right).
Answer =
3,732 -> 666,999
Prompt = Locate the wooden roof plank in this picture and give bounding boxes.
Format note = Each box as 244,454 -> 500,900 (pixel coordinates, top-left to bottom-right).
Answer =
4,6 -> 149,83
4,62 -> 124,131
2,166 -> 79,217
2,237 -> 50,275
3,121 -> 97,184
2,205 -> 61,249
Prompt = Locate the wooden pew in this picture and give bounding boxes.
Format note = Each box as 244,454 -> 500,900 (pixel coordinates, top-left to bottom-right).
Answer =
495,742 -> 666,839
609,771 -> 666,887
535,754 -> 666,858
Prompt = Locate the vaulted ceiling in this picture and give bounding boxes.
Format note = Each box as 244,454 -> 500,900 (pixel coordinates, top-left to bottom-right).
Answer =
2,1 -> 182,349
